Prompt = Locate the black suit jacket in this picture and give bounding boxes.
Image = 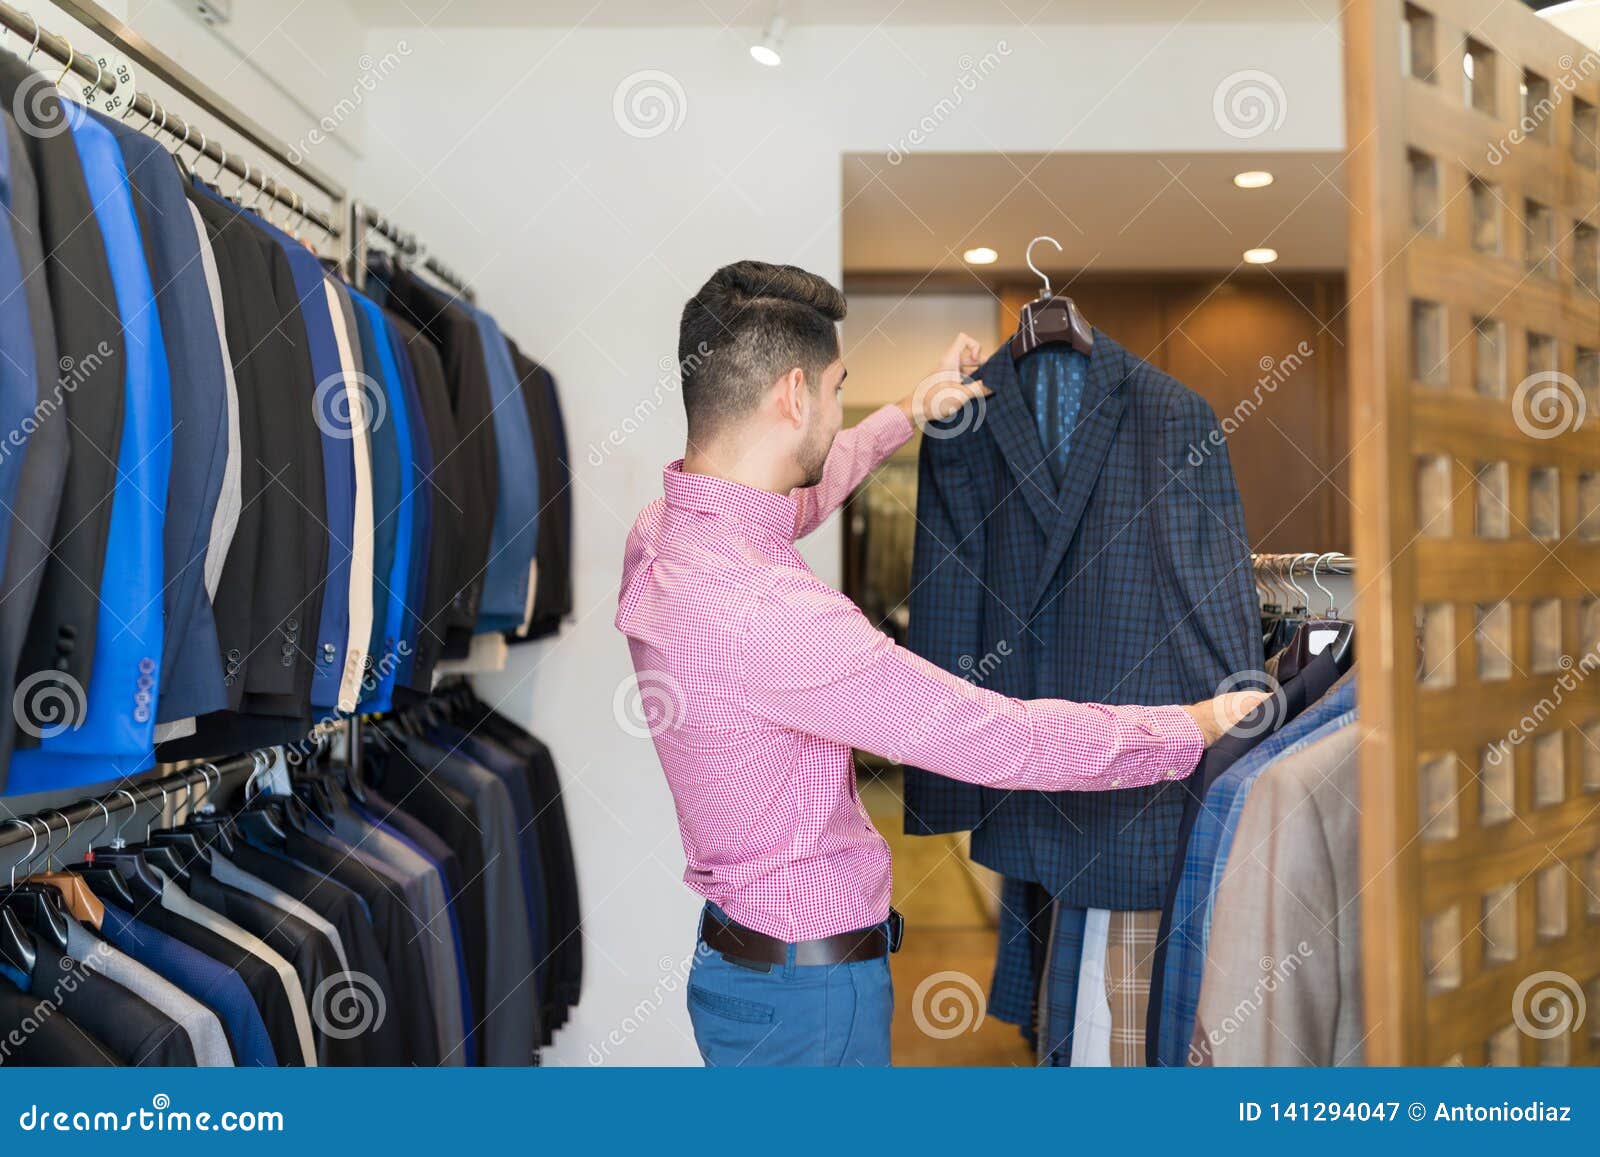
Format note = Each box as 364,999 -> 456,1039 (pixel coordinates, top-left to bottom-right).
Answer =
508,344 -> 572,639
0,54 -> 125,746
0,984 -> 119,1065
0,110 -> 65,787
36,947 -> 197,1067
375,261 -> 498,656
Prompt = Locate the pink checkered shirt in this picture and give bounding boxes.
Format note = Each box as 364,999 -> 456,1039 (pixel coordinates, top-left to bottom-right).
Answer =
615,403 -> 1205,941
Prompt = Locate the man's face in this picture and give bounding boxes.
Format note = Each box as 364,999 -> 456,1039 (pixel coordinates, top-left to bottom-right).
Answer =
797,356 -> 847,487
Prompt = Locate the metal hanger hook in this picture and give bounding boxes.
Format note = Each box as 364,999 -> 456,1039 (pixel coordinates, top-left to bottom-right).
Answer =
24,12 -> 40,62
1310,552 -> 1338,616
112,788 -> 139,850
211,142 -> 228,182
89,797 -> 113,851
53,39 -> 75,87
37,811 -> 70,871
148,784 -> 168,841
5,818 -> 38,886
1025,236 -> 1062,298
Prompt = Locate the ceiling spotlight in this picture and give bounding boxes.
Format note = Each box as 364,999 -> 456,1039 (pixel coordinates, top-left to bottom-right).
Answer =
963,247 -> 998,265
1243,247 -> 1279,265
1233,170 -> 1274,189
751,14 -> 787,67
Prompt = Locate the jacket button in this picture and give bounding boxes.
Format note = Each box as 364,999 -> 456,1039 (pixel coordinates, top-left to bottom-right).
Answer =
58,624 -> 76,640
323,643 -> 336,660
286,618 -> 299,631
227,648 -> 241,661
138,657 -> 156,674
223,674 -> 235,687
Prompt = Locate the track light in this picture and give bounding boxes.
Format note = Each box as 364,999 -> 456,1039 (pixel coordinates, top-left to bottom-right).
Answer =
751,13 -> 787,67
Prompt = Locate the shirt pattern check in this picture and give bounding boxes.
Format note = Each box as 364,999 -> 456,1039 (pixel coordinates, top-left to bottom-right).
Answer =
615,404 -> 1205,942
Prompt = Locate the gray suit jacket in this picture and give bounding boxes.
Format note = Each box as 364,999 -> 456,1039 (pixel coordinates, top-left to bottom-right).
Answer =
1193,723 -> 1364,1066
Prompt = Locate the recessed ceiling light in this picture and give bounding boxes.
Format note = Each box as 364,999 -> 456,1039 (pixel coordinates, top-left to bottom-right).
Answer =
1243,247 -> 1279,264
963,247 -> 998,265
751,13 -> 787,66
1233,170 -> 1274,189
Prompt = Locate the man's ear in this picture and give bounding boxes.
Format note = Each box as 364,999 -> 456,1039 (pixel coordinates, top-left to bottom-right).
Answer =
773,366 -> 808,428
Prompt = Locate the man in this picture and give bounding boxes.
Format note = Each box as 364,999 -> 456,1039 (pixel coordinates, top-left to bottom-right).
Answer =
615,261 -> 1264,1066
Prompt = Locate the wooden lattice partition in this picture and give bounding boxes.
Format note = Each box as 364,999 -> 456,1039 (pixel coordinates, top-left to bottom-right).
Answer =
1346,0 -> 1600,1065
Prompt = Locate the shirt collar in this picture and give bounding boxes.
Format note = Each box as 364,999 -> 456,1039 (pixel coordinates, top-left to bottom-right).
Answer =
662,460 -> 798,541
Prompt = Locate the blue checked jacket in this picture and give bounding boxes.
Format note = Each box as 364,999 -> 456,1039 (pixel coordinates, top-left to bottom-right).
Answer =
901,334 -> 1261,910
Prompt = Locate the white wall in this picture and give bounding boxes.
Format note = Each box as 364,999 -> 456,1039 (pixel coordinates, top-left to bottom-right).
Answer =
343,18 -> 1343,1066
843,293 -> 1000,409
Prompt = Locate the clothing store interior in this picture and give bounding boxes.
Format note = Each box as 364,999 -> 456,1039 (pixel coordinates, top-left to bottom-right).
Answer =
0,0 -> 1597,1070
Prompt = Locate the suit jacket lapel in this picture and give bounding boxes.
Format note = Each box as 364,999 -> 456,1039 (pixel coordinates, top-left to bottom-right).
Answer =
976,347 -> 1057,535
1028,333 -> 1129,616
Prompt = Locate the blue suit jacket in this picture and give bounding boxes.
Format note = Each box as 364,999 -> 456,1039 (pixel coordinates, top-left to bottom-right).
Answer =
9,105 -> 172,789
96,112 -> 229,727
901,333 -> 1261,910
472,309 -> 539,633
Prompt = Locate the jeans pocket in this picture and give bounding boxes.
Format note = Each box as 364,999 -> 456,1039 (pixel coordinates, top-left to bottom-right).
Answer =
687,984 -> 776,1025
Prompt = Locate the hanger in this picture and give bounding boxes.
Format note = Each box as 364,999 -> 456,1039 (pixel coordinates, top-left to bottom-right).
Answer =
0,819 -> 69,954
23,12 -> 41,64
79,789 -> 168,903
25,811 -> 104,929
171,765 -> 236,856
51,38 -> 74,90
235,751 -> 291,845
1010,236 -> 1093,359
66,797 -> 137,909
1280,553 -> 1355,675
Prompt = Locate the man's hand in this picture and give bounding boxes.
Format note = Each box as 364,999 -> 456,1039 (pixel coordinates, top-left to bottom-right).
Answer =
898,332 -> 992,427
1182,689 -> 1274,747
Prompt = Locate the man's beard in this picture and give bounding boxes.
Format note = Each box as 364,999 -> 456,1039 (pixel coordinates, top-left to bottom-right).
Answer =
798,422 -> 833,488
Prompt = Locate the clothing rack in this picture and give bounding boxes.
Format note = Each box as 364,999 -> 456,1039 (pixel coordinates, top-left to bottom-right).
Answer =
2,0 -> 476,299
0,0 -> 342,236
350,200 -> 476,302
1251,551 -> 1354,577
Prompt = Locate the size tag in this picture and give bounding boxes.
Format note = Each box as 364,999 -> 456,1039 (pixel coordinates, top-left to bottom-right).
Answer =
80,52 -> 135,116
1307,627 -> 1341,655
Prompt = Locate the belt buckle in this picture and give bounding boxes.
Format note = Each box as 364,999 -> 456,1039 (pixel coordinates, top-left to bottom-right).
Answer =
886,908 -> 904,954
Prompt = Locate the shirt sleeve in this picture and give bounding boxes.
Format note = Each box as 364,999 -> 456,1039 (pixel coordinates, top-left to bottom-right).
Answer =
739,570 -> 1204,792
789,403 -> 914,540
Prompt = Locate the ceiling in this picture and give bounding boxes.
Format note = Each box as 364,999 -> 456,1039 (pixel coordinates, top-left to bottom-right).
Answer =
343,0 -> 1341,28
841,151 -> 1348,276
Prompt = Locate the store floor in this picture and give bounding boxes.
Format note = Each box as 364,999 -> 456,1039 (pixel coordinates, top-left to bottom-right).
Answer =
860,768 -> 1035,1067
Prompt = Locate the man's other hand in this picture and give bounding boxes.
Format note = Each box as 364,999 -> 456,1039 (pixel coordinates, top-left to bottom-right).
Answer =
1182,690 -> 1274,747
898,332 -> 991,426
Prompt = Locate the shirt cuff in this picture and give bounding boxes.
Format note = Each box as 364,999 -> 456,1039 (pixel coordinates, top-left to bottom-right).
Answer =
862,402 -> 916,456
1142,704 -> 1205,781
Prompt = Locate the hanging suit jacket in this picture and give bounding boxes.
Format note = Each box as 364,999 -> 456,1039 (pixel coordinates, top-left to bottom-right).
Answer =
8,101 -> 172,790
97,113 -> 231,730
0,56 -> 126,757
901,333 -> 1261,911
0,110 -> 56,791
509,344 -> 572,639
1193,719 -> 1365,1066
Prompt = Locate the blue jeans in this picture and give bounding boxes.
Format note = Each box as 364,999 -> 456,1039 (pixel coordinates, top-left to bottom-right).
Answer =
687,904 -> 894,1067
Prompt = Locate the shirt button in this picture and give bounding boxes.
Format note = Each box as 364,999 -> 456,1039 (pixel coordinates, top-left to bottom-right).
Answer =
1110,778 -> 1122,788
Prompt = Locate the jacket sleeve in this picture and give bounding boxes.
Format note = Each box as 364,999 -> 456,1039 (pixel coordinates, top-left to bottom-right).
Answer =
739,569 -> 1203,793
789,404 -> 913,539
1152,389 -> 1264,692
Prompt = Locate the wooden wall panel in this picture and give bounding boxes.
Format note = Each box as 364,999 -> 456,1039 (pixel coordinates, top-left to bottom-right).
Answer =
1346,0 -> 1600,1066
999,273 -> 1349,553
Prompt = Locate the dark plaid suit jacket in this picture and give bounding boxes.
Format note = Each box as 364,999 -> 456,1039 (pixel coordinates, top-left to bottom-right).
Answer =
901,333 -> 1261,910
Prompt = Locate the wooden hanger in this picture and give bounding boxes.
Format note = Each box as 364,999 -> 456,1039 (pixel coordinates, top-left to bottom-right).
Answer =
25,810 -> 104,930
1010,235 -> 1093,358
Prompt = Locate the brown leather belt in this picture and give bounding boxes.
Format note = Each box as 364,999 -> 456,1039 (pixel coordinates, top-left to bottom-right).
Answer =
699,908 -> 903,970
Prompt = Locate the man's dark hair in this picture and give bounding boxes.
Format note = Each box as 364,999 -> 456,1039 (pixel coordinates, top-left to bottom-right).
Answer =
677,260 -> 846,438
